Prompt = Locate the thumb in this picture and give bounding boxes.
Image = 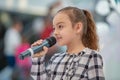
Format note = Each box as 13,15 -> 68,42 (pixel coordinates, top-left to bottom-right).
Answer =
43,46 -> 48,53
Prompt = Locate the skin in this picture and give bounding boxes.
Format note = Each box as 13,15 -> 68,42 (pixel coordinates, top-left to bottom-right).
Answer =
32,12 -> 85,57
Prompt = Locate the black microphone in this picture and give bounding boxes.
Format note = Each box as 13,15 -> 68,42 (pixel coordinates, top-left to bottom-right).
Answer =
19,36 -> 56,60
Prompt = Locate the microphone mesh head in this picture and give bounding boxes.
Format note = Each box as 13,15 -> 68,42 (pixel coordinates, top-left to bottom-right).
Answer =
46,36 -> 56,47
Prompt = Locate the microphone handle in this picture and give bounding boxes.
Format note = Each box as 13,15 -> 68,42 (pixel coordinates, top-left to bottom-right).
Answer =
32,40 -> 49,53
19,40 -> 50,60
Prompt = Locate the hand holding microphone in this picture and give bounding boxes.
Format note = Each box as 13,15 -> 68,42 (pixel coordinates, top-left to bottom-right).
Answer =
31,39 -> 48,58
19,36 -> 56,60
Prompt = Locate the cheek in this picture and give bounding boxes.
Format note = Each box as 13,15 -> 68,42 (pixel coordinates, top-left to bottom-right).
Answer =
62,29 -> 75,38
59,31 -> 75,45
56,27 -> 76,45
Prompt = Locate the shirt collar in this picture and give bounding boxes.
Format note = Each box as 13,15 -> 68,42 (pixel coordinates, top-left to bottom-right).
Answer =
65,47 -> 88,57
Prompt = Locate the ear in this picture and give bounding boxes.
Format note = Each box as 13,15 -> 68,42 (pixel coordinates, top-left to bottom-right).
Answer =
74,22 -> 83,34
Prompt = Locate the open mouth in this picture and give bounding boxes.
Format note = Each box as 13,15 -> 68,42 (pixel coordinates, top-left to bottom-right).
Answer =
56,36 -> 62,41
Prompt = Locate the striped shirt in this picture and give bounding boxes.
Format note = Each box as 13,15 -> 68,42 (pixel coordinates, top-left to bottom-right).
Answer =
31,48 -> 105,80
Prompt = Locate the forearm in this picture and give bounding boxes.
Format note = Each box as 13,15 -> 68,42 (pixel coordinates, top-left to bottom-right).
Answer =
31,56 -> 47,80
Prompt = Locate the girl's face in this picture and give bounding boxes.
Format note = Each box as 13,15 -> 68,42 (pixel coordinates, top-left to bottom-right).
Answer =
53,12 -> 81,46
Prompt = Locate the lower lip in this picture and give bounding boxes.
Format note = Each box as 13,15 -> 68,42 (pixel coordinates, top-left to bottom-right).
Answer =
57,37 -> 62,41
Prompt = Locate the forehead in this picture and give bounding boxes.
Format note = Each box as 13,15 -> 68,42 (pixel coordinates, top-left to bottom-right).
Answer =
53,12 -> 70,25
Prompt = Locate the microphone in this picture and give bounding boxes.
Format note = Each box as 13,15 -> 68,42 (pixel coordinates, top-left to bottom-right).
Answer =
19,36 -> 56,60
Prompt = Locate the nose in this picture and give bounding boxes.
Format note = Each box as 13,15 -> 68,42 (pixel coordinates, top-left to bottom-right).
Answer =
53,29 -> 59,36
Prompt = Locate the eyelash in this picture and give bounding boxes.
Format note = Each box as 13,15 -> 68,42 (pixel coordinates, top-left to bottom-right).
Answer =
53,25 -> 64,31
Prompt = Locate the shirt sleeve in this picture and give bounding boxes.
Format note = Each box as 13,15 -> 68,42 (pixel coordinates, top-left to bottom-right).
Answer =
30,56 -> 48,80
87,52 -> 105,80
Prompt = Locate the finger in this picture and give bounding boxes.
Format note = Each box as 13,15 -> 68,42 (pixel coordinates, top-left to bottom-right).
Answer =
43,46 -> 48,53
31,43 -> 36,47
33,53 -> 41,58
31,39 -> 43,47
33,51 -> 45,57
32,46 -> 48,58
36,40 -> 43,45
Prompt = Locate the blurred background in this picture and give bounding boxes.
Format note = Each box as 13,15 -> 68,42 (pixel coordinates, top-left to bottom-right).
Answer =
0,0 -> 120,80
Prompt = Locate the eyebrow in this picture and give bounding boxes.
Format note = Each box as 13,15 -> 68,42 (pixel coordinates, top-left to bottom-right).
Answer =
53,22 -> 64,27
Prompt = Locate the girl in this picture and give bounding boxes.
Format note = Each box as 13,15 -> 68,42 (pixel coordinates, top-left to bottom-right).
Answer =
31,6 -> 105,80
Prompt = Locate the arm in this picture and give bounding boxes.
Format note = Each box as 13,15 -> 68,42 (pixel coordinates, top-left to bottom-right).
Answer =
30,39 -> 49,80
30,39 -> 55,80
87,52 -> 105,80
31,56 -> 48,80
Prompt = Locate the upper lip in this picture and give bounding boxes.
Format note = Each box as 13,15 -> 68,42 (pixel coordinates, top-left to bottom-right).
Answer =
55,36 -> 62,40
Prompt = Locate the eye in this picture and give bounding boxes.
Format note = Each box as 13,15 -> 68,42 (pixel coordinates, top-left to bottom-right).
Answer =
58,25 -> 63,29
53,27 -> 55,31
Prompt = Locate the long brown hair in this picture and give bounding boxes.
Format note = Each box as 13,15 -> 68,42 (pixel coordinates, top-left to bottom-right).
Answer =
57,6 -> 99,50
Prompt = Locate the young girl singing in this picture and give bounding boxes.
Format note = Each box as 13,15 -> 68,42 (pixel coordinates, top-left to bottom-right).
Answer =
31,6 -> 105,80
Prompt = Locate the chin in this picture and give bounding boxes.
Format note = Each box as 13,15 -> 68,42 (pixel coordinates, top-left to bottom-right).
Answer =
56,42 -> 65,46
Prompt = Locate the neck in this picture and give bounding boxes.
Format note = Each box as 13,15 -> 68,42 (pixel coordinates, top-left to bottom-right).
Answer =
66,40 -> 85,55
